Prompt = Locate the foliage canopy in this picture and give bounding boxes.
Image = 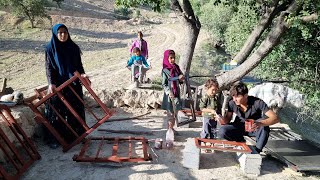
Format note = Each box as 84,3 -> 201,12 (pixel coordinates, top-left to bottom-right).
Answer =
0,0 -> 47,28
115,0 -> 168,12
196,0 -> 319,117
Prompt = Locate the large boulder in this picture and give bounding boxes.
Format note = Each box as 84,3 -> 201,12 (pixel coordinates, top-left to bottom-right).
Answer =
248,83 -> 304,112
249,83 -> 320,146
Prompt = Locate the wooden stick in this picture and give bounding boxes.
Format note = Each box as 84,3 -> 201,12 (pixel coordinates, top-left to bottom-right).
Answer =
0,78 -> 7,96
104,112 -> 151,123
98,129 -> 154,135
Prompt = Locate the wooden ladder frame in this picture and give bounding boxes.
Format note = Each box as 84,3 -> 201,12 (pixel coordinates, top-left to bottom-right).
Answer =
73,137 -> 152,163
0,105 -> 41,180
26,71 -> 113,152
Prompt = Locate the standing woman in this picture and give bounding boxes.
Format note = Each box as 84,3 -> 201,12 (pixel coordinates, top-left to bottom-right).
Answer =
44,24 -> 89,148
130,31 -> 148,59
161,50 -> 184,129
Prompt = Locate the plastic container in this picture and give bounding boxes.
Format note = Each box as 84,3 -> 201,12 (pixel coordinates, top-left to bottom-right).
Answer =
245,119 -> 254,132
222,63 -> 238,71
165,128 -> 174,149
154,138 -> 163,149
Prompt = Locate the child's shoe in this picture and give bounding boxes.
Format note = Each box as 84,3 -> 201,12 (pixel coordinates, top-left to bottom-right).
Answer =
135,72 -> 140,78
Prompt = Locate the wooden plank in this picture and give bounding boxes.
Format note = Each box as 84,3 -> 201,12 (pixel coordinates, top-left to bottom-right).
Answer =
98,129 -> 154,135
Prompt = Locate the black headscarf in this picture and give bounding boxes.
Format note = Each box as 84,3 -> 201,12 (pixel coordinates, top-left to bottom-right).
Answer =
45,24 -> 84,84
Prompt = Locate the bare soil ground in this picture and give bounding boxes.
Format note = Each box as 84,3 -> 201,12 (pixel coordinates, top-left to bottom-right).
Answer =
0,0 -> 318,179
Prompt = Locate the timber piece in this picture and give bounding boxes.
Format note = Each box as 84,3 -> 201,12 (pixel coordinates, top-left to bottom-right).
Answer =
98,129 -> 154,135
1,78 -> 6,94
73,137 -> 152,163
26,71 -> 113,152
104,112 -> 151,123
0,105 -> 41,179
194,138 -> 252,153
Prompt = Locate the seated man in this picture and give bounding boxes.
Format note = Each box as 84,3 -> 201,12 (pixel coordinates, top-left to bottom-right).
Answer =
127,47 -> 150,83
218,82 -> 279,153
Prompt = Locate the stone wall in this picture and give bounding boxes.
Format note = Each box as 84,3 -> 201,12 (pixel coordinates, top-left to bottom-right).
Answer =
84,88 -> 163,109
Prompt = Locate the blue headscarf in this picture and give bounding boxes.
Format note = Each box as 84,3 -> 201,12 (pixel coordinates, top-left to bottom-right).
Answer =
46,24 -> 84,84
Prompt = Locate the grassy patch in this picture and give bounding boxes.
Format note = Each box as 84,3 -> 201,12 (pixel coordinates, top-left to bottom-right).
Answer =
190,41 -> 230,84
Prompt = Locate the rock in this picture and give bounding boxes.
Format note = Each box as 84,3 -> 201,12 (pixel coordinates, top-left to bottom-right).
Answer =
12,91 -> 24,104
84,88 -> 162,109
115,99 -> 125,107
248,83 -> 304,111
0,94 -> 14,101
183,138 -> 200,169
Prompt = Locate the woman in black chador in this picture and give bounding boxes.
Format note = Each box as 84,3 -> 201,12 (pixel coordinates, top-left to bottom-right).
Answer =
44,23 -> 89,148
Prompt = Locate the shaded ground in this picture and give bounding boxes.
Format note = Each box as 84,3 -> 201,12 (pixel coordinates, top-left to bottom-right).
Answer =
0,0 -> 319,179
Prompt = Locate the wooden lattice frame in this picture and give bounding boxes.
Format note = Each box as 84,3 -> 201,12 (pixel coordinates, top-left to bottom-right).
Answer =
195,138 -> 252,153
73,137 -> 152,163
0,105 -> 41,180
27,71 -> 113,152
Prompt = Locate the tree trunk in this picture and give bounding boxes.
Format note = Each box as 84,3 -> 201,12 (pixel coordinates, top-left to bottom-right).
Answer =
217,12 -> 289,89
179,21 -> 200,74
171,0 -> 201,75
24,9 -> 34,28
216,1 -> 299,89
30,19 -> 34,28
234,0 -> 292,64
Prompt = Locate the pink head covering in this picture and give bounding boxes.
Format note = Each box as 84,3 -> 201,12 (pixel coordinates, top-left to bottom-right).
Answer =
162,49 -> 181,96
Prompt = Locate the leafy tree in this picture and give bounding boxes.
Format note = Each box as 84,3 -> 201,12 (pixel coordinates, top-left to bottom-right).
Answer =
115,0 -> 168,12
0,0 -> 47,28
199,0 -> 319,134
209,0 -> 319,89
224,4 -> 258,56
199,3 -> 234,44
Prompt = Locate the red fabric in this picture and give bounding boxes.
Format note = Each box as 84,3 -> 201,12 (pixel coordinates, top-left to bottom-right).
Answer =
162,50 -> 181,96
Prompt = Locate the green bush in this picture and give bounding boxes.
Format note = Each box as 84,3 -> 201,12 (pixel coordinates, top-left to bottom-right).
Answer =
190,41 -> 231,84
132,9 -> 141,18
199,3 -> 233,43
114,5 -> 132,19
224,5 -> 258,56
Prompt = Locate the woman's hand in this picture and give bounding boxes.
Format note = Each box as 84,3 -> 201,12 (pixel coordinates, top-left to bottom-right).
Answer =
48,84 -> 56,94
81,74 -> 91,86
169,92 -> 174,99
178,74 -> 185,81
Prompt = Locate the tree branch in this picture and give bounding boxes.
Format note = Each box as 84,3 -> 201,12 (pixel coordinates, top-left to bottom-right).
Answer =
170,0 -> 201,29
233,0 -> 293,64
299,78 -> 320,84
301,13 -> 318,22
171,0 -> 183,13
217,0 -> 301,89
